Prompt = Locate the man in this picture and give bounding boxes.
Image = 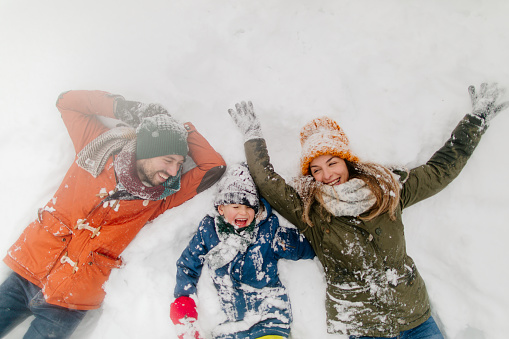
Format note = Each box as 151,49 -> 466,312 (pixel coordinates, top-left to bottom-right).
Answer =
0,90 -> 226,338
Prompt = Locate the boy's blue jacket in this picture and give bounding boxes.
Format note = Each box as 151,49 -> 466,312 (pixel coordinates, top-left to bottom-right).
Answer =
174,198 -> 315,339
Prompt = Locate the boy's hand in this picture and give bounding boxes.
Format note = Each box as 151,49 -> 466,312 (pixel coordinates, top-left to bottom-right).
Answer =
170,296 -> 203,339
228,101 -> 264,141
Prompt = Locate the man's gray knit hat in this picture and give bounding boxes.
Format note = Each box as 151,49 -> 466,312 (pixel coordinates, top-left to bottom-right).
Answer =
136,114 -> 188,160
214,163 -> 259,213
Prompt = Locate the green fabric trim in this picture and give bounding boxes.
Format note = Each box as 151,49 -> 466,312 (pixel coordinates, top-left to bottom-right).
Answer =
216,215 -> 256,235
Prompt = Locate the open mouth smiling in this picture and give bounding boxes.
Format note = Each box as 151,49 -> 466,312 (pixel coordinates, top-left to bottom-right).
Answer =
158,172 -> 169,181
326,177 -> 342,186
234,218 -> 248,228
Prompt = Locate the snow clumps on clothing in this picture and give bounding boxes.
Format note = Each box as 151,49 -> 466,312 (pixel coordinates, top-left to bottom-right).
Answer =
214,163 -> 260,213
300,116 -> 359,175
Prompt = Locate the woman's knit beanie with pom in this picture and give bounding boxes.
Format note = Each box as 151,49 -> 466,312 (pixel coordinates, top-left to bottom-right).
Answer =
300,116 -> 359,176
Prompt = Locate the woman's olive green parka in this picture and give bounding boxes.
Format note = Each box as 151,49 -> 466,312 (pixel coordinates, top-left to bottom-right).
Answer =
244,114 -> 486,337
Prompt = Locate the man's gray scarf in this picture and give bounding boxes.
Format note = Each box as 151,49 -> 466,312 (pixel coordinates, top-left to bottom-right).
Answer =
76,126 -> 136,177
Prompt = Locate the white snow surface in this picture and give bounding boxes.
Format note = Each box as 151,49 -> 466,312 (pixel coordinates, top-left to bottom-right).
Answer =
1,1 -> 509,338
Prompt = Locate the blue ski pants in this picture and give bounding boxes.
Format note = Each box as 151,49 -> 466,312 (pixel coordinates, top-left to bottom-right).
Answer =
349,316 -> 444,339
0,271 -> 87,339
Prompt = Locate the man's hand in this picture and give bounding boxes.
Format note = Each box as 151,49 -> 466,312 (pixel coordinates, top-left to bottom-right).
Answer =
228,101 -> 264,141
115,98 -> 169,127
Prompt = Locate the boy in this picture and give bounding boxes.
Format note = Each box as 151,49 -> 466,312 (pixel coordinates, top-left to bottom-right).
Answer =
170,163 -> 315,339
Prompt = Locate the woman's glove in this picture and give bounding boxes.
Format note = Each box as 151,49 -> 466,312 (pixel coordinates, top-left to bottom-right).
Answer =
228,101 -> 264,141
170,296 -> 203,339
468,83 -> 509,123
114,97 -> 170,128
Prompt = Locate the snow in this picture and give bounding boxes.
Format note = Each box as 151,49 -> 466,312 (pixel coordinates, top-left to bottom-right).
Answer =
1,0 -> 509,338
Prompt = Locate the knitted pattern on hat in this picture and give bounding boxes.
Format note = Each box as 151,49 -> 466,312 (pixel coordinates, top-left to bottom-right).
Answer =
136,114 -> 188,160
300,116 -> 359,176
214,163 -> 259,213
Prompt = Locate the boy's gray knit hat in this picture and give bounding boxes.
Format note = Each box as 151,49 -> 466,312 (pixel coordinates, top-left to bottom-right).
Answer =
214,163 -> 259,213
136,114 -> 189,160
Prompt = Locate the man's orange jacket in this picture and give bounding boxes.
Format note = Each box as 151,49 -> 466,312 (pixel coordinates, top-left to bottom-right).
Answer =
3,90 -> 225,310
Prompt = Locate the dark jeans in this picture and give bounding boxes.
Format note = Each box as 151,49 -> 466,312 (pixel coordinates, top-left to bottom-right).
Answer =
349,316 -> 444,339
0,272 -> 87,339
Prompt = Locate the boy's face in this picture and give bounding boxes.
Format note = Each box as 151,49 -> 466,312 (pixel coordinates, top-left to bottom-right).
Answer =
217,204 -> 255,229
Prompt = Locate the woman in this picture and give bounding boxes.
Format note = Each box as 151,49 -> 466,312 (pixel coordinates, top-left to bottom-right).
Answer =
227,83 -> 508,338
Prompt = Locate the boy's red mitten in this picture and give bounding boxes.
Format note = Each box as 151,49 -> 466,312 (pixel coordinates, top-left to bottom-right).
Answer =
170,296 -> 198,324
170,296 -> 202,339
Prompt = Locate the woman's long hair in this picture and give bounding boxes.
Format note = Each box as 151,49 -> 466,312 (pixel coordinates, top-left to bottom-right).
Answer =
294,160 -> 401,227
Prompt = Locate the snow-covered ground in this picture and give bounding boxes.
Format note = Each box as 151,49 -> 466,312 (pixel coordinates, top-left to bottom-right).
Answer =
1,1 -> 509,338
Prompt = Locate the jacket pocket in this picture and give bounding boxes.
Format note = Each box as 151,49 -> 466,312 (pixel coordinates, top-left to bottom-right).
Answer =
45,251 -> 123,310
7,211 -> 72,281
38,209 -> 73,236
91,251 -> 123,271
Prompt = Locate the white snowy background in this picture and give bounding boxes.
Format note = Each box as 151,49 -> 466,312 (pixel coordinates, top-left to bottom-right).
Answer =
1,1 -> 508,338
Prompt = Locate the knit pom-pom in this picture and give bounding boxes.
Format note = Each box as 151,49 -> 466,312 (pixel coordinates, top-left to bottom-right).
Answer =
300,116 -> 345,146
299,116 -> 359,176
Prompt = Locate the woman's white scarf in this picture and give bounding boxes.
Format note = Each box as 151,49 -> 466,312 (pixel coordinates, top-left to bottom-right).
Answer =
319,178 -> 376,217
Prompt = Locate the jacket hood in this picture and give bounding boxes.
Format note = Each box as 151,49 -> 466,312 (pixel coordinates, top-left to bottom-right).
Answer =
256,198 -> 272,226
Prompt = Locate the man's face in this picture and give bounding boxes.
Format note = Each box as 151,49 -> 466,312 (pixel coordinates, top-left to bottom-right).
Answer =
136,154 -> 185,187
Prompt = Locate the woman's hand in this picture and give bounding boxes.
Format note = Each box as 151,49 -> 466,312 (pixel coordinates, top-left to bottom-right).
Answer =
228,101 -> 264,141
468,83 -> 509,123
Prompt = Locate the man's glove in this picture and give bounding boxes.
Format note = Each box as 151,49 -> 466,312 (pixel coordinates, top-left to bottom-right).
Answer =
170,296 -> 203,339
114,97 -> 169,128
228,101 -> 264,141
468,83 -> 509,123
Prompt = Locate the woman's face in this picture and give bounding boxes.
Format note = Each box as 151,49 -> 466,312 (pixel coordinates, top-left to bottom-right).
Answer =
309,155 -> 350,185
